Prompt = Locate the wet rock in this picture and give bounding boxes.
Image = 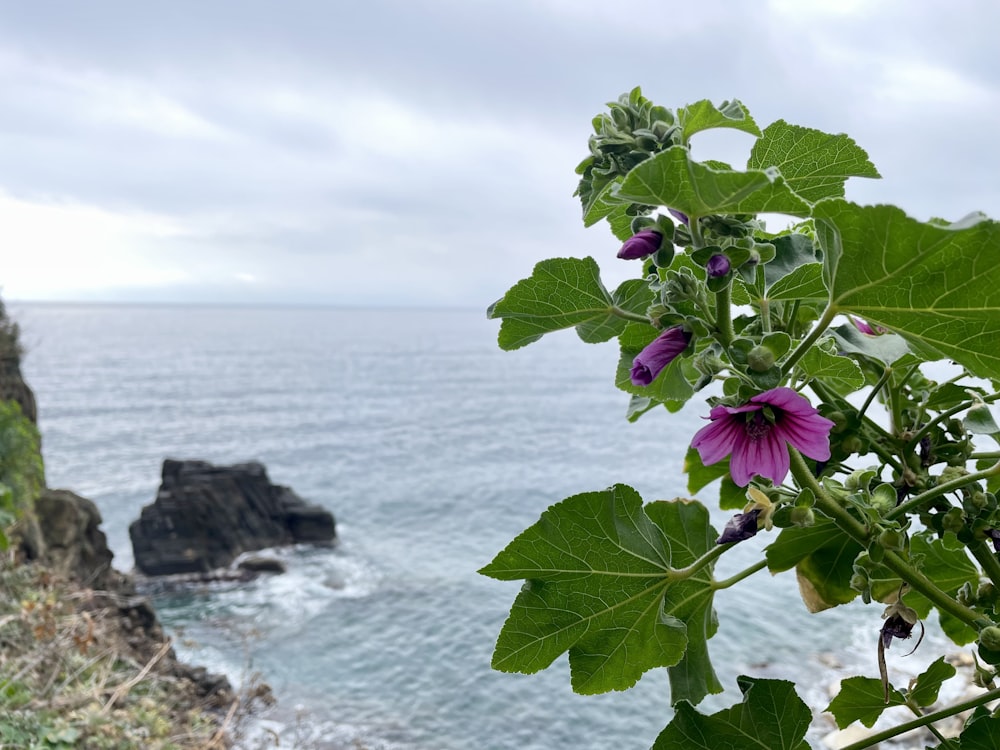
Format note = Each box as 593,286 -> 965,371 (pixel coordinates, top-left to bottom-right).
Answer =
238,555 -> 288,575
129,459 -> 336,576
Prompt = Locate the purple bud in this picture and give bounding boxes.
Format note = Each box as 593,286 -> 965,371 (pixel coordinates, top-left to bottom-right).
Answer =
667,208 -> 689,226
706,254 -> 731,277
629,326 -> 691,386
716,509 -> 761,545
617,230 -> 662,260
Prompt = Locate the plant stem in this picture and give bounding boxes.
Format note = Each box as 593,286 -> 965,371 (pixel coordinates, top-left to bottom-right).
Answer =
688,216 -> 704,249
905,392 -> 1000,452
781,305 -> 837,375
787,448 -> 984,630
715,282 -> 734,348
839,686 -> 1000,750
888,459 -> 1000,521
711,559 -> 767,590
760,298 -> 772,334
968,538 -> 1000,590
857,367 -> 892,423
668,543 -> 729,582
905,699 -> 958,749
610,306 -> 653,324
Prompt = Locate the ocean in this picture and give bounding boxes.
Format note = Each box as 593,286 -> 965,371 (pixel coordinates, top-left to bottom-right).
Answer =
11,303 -> 952,749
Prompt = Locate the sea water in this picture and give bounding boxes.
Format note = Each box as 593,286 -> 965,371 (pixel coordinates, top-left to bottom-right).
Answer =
12,304 -> 951,749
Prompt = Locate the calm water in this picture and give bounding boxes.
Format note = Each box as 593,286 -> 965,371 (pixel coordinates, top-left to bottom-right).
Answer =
11,303 -> 946,749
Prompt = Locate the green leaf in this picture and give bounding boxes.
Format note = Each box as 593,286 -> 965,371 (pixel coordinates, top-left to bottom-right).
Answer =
653,676 -> 811,750
748,120 -> 880,204
964,404 -> 1000,436
646,501 -> 724,704
825,676 -> 905,729
677,99 -> 761,141
902,533 -> 979,645
954,714 -> 1000,749
616,147 -> 811,218
829,322 -> 914,367
488,257 -> 637,350
685,445 -> 730,495
816,201 -> 1000,380
480,486 -> 721,700
767,263 -> 828,301
909,656 -> 956,707
582,178 -> 624,227
766,515 -> 864,612
796,338 -> 865,392
764,234 -> 820,288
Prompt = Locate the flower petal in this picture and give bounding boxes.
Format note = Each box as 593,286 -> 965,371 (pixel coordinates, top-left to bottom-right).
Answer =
691,413 -> 743,466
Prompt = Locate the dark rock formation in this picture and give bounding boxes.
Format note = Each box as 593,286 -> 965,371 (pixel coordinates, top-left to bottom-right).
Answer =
129,459 -> 336,576
32,489 -> 116,589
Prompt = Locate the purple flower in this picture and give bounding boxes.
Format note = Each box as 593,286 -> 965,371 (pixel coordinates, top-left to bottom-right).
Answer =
629,326 -> 691,386
880,613 -> 914,649
668,208 -> 689,226
706,254 -> 731,277
849,316 -> 887,336
617,230 -> 662,260
717,509 -> 761,545
690,387 -> 835,486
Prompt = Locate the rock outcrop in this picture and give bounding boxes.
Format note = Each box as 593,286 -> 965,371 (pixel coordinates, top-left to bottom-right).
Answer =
129,459 -> 336,576
33,488 -> 116,589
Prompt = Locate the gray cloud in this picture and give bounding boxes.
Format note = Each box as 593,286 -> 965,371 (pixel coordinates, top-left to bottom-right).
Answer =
1,0 -> 999,305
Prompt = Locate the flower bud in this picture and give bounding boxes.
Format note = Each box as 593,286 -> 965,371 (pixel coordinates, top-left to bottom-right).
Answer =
870,484 -> 897,515
789,506 -> 815,527
942,507 -> 966,535
667,208 -> 689,226
979,626 -> 1000,652
629,326 -> 692,386
747,345 -> 775,373
878,528 -> 905,551
617,230 -> 662,260
706,254 -> 731,278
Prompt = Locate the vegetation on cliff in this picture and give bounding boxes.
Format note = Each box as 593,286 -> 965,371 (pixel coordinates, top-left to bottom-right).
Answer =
0,298 -> 249,748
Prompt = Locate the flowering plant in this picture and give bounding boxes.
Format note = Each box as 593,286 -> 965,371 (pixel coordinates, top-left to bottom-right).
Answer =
483,89 -> 1000,748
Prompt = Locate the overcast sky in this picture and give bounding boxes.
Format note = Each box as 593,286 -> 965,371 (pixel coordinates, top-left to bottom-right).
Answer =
2,0 -> 999,307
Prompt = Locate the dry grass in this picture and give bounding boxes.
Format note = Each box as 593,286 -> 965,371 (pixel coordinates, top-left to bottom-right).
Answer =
0,559 -> 236,750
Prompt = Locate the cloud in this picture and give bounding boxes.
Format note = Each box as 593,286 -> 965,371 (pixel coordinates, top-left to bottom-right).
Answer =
1,0 -> 999,304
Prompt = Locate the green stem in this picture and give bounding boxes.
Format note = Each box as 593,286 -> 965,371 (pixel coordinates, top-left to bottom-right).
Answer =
839,686 -> 1000,750
788,448 -> 983,630
888,459 -> 1000,521
669,543 -> 729,582
781,305 -> 837,375
857,367 -> 892,423
688,216 -> 704,249
906,392 -> 1000,452
711,559 -> 768,590
715,281 -> 734,348
784,299 -> 800,337
971,451 -> 1000,460
760,298 -> 772,334
610,306 -> 654,324
968,538 -> 1000,590
905,699 -> 958,749
809,380 -> 902,472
